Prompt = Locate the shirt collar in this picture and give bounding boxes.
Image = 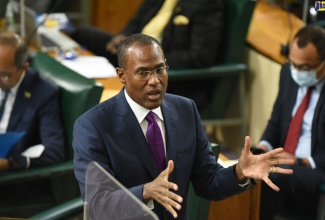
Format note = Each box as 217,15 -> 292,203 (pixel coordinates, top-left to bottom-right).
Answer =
315,79 -> 325,93
1,71 -> 25,96
10,71 -> 25,95
124,89 -> 164,123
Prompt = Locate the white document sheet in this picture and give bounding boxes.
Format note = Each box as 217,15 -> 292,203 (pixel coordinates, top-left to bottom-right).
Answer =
60,56 -> 117,79
22,144 -> 45,158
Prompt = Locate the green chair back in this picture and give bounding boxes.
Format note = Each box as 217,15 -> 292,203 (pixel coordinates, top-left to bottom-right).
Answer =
0,52 -> 103,218
30,52 -> 103,159
200,0 -> 256,121
218,0 -> 256,64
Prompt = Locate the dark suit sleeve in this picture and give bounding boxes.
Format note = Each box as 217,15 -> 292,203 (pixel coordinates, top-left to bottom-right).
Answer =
8,71 -> 65,169
190,101 -> 247,200
28,88 -> 66,167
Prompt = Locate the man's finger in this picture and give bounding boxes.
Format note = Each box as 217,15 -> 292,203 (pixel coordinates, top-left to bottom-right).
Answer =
267,147 -> 284,158
272,166 -> 293,175
164,160 -> 174,180
269,158 -> 294,166
243,136 -> 251,154
165,205 -> 178,219
263,177 -> 280,191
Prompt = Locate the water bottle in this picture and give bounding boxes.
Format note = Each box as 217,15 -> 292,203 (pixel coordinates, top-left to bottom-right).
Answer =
5,1 -> 15,32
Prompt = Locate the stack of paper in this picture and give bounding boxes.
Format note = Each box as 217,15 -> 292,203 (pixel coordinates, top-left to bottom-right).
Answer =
60,55 -> 117,79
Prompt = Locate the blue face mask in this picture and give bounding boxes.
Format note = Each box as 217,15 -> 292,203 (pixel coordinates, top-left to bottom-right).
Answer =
290,65 -> 320,87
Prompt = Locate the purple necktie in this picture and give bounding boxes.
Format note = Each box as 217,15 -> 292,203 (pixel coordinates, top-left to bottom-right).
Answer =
145,111 -> 166,173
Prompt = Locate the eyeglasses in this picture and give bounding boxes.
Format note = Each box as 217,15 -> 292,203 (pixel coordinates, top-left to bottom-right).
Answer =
288,60 -> 324,72
123,65 -> 169,81
0,68 -> 21,82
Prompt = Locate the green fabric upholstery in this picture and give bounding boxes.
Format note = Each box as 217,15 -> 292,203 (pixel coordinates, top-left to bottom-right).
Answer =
31,52 -> 103,159
0,52 -> 103,217
30,197 -> 84,220
317,184 -> 325,220
187,143 -> 220,220
168,0 -> 256,140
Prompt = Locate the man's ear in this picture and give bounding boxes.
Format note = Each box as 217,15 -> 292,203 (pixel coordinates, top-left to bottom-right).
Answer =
116,68 -> 126,84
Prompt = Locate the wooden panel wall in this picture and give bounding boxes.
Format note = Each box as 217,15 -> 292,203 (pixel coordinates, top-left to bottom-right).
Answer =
91,0 -> 144,34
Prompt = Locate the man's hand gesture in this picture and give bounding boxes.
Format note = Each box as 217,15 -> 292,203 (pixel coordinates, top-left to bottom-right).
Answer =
236,136 -> 294,191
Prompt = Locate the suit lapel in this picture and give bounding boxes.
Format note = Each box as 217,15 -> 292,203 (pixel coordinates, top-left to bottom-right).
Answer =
7,71 -> 33,131
114,91 -> 180,180
161,97 -> 178,180
114,90 -> 158,179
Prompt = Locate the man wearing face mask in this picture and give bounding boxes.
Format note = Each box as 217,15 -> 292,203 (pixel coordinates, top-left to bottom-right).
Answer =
253,25 -> 325,219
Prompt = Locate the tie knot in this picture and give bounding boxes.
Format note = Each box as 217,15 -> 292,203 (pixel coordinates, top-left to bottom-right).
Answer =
146,111 -> 156,123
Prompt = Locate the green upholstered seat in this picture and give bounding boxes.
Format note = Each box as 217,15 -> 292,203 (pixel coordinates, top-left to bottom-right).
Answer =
30,197 -> 84,220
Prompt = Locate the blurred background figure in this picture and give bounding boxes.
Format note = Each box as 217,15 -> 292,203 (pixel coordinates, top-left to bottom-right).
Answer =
253,25 -> 325,220
0,31 -> 66,216
69,0 -> 225,113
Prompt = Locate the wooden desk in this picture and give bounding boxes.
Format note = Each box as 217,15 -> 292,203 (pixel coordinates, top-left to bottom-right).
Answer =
247,0 -> 305,64
77,49 -> 123,102
208,154 -> 262,220
96,77 -> 123,102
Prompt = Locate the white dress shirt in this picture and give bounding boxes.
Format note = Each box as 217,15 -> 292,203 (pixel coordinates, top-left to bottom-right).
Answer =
124,90 -> 166,209
124,90 -> 166,154
0,72 -> 25,133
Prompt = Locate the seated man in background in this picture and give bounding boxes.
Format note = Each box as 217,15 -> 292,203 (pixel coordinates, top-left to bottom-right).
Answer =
253,25 -> 325,219
73,33 -> 294,220
0,31 -> 66,171
0,31 -> 66,216
70,0 -> 224,112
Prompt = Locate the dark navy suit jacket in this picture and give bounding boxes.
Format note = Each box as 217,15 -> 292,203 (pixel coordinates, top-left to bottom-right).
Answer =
73,89 -> 247,220
261,63 -> 325,171
6,68 -> 65,168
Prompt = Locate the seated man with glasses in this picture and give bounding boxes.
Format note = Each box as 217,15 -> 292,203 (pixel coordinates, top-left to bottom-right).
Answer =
0,31 -> 66,216
252,25 -> 325,219
0,31 -> 65,171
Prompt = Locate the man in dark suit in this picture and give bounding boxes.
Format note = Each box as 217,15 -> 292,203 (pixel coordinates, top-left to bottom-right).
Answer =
70,0 -> 224,112
71,0 -> 224,69
0,31 -> 65,171
73,33 -> 294,220
254,25 -> 325,219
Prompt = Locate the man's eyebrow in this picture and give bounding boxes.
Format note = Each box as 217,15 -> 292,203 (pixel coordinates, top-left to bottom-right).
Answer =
288,59 -> 313,66
135,63 -> 165,71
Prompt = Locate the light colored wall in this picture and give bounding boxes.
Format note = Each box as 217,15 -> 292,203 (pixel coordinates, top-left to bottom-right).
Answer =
247,48 -> 281,144
219,48 -> 282,153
